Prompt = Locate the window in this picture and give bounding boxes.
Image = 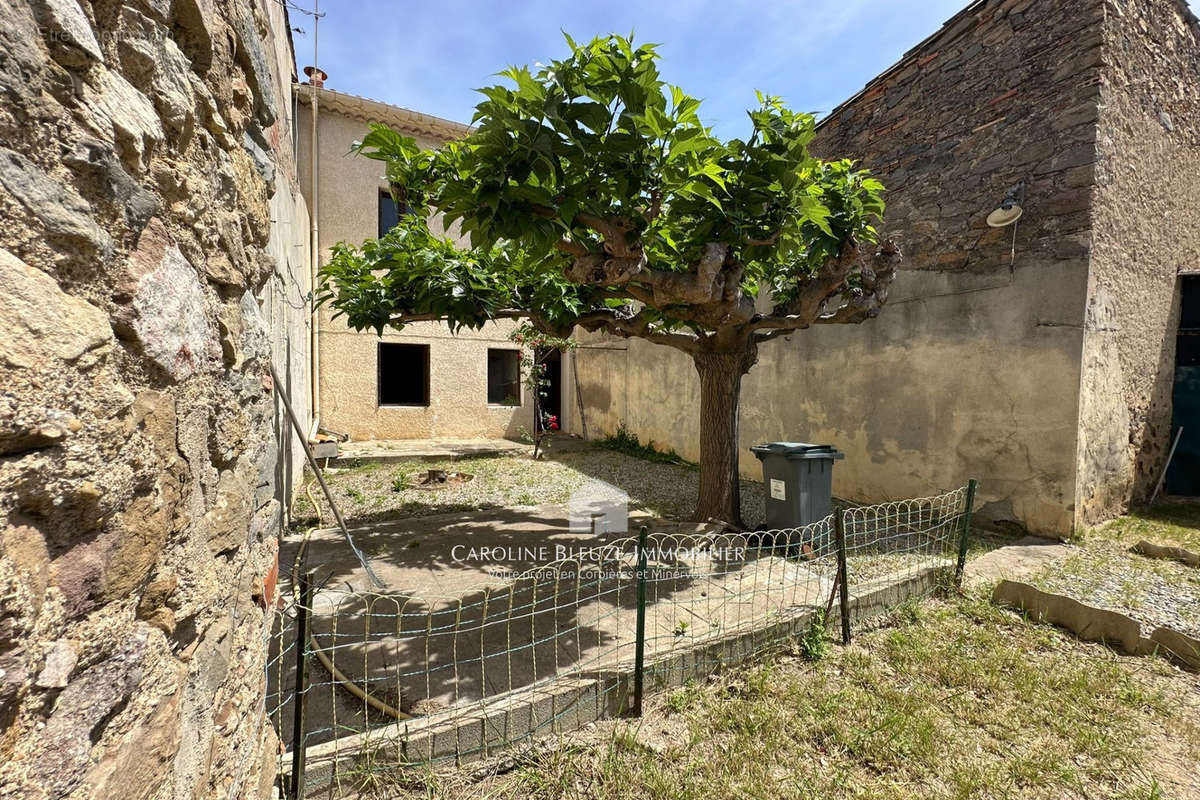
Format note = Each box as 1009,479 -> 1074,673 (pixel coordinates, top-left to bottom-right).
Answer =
487,349 -> 521,405
378,189 -> 402,237
378,343 -> 429,406
1179,276 -> 1200,367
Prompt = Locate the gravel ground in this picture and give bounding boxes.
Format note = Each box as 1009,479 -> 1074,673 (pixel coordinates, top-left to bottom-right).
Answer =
292,438 -> 980,588
1030,505 -> 1200,637
292,438 -> 767,527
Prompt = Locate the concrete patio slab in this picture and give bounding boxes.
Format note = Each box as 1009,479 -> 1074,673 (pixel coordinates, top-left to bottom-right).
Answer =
332,438 -> 530,465
275,504 -> 831,747
964,535 -> 1074,587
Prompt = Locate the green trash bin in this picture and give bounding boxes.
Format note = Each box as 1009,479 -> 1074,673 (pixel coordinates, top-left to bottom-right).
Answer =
751,442 -> 844,530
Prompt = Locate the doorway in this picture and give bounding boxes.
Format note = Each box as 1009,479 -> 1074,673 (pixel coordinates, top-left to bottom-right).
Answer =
1167,276 -> 1200,495
537,348 -> 563,431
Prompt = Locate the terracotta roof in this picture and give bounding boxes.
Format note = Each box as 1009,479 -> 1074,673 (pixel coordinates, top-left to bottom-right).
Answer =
293,84 -> 472,141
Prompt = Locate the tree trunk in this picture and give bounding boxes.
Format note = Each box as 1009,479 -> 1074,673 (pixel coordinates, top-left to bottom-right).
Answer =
693,350 -> 753,527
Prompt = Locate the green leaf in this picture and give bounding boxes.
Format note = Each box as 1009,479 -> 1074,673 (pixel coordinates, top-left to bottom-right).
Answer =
320,32 -> 888,347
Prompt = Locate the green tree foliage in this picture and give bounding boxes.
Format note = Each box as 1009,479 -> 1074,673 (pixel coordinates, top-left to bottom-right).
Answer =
319,34 -> 900,524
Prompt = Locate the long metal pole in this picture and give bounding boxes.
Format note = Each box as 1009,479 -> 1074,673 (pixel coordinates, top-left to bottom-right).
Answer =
955,479 -> 978,588
1150,427 -> 1183,506
270,363 -> 383,587
290,570 -> 313,800
308,0 -> 321,435
632,525 -> 649,716
834,512 -> 851,644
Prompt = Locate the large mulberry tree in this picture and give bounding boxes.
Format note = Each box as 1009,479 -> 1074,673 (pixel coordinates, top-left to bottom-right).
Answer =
320,35 -> 899,526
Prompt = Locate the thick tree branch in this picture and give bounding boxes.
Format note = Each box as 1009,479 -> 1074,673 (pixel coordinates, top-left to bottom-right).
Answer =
745,230 -> 781,247
767,238 -> 861,322
387,309 -> 533,327
574,308 -> 703,354
746,238 -> 901,336
753,327 -> 798,344
815,239 -> 900,323
575,212 -> 638,257
556,239 -> 589,257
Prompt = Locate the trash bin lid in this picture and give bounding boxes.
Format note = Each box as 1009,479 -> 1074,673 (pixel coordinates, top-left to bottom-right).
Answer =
750,441 -> 845,460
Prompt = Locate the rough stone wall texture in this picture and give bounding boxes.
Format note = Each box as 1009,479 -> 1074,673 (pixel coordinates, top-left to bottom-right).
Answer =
296,100 -> 538,441
0,1 -> 308,798
573,0 -> 1106,537
1077,0 -> 1200,524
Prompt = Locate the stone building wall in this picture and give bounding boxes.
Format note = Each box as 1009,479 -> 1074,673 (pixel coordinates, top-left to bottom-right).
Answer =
573,0 -> 1106,536
1077,0 -> 1200,523
0,1 -> 309,798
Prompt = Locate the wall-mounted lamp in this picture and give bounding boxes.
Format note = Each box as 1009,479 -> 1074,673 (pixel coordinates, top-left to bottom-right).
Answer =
986,181 -> 1026,269
303,65 -> 328,87
986,181 -> 1026,227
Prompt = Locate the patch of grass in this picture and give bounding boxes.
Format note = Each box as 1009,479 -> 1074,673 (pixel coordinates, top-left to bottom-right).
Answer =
596,425 -> 695,467
665,682 -> 703,714
383,594 -> 1200,800
1098,502 -> 1200,552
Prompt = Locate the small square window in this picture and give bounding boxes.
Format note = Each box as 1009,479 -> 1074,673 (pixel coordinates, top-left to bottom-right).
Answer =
1182,275 -> 1200,332
487,349 -> 521,406
378,343 -> 429,406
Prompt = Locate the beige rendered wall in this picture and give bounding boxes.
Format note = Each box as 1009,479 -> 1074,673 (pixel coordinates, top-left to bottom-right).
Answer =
261,0 -> 311,512
296,104 -> 537,440
1077,0 -> 1200,522
573,0 -> 1106,537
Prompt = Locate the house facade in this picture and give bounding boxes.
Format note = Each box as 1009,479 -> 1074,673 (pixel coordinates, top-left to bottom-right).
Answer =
567,0 -> 1200,537
288,0 -> 1199,538
295,87 -> 580,442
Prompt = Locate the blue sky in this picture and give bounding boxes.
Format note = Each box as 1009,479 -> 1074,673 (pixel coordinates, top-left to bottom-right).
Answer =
291,0 -> 1198,140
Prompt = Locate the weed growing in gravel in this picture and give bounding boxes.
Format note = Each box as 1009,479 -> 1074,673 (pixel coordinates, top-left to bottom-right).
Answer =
597,425 -> 694,467
1033,519 -> 1200,636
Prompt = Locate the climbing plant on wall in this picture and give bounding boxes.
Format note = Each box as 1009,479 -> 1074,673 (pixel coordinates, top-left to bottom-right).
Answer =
510,323 -> 572,459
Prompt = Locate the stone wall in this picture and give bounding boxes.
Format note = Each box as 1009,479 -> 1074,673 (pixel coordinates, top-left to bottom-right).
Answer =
0,1 -> 309,798
1077,0 -> 1200,523
573,0 -> 1106,536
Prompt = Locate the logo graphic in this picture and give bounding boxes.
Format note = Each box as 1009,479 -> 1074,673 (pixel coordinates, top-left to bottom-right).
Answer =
567,479 -> 629,534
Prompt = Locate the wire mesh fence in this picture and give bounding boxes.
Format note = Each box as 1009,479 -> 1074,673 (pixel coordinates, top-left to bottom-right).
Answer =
266,481 -> 976,798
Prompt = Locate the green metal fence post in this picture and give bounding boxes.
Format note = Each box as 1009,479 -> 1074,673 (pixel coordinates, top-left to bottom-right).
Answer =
290,571 -> 313,800
955,479 -> 979,588
632,525 -> 649,717
834,512 -> 851,644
